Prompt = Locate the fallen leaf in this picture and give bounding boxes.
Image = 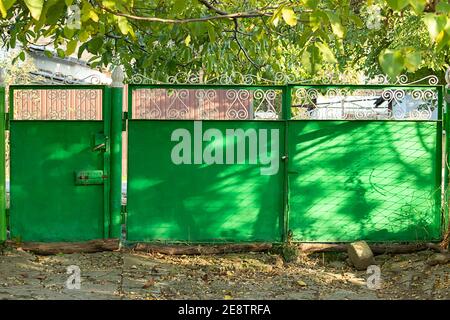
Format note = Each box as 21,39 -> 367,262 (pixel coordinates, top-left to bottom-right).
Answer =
224,295 -> 233,300
296,280 -> 307,287
143,279 -> 155,289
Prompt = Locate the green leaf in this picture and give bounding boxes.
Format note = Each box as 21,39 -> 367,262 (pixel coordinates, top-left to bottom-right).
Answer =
326,12 -> 345,38
436,2 -> 450,13
79,30 -> 90,42
386,0 -> 409,11
24,0 -> 44,20
348,13 -> 364,28
63,26 -> 75,38
19,51 -> 25,61
423,13 -> 447,41
87,37 -> 103,54
81,2 -> 98,22
44,50 -> 53,58
270,6 -> 283,27
301,0 -> 319,9
408,0 -> 426,14
56,48 -> 65,58
0,0 -> 16,18
65,39 -> 77,56
403,49 -> 421,71
184,34 -> 191,46
379,49 -> 404,78
315,42 -> 337,63
173,0 -> 185,14
309,11 -> 327,32
301,49 -> 312,73
281,7 -> 297,27
117,16 -> 132,35
207,23 -> 216,42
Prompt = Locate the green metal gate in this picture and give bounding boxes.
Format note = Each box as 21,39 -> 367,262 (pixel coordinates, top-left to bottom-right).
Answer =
8,85 -> 112,242
287,85 -> 444,242
126,85 -> 287,242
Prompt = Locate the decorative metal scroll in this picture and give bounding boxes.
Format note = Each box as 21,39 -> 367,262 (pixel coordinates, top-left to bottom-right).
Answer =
132,88 -> 282,120
12,89 -> 102,120
291,87 -> 439,121
128,72 -> 440,86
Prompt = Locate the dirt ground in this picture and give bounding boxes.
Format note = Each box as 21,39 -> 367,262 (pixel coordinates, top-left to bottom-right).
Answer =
0,247 -> 448,300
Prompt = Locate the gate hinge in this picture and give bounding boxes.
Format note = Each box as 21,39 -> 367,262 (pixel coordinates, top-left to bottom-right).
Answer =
122,112 -> 128,131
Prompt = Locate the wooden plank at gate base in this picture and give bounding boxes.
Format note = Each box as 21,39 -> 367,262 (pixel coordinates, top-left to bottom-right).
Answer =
132,243 -> 273,255
296,242 -> 444,254
7,239 -> 120,255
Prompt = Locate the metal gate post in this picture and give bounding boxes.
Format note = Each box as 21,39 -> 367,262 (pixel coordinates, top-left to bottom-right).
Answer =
110,66 -> 124,238
444,71 -> 450,240
0,69 -> 5,241
281,85 -> 291,242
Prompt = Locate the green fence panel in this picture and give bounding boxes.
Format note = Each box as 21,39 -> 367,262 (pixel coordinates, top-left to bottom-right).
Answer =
127,120 -> 285,242
288,120 -> 442,242
10,121 -> 106,241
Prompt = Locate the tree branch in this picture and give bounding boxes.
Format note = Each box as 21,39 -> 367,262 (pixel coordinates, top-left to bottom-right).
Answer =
96,1 -> 273,23
232,19 -> 260,69
198,0 -> 228,16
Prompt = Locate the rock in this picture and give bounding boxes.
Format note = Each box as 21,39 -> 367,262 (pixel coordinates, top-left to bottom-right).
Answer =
347,241 -> 375,271
427,253 -> 450,266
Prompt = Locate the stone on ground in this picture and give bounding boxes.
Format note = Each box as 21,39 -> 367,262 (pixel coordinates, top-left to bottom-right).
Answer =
347,241 -> 375,270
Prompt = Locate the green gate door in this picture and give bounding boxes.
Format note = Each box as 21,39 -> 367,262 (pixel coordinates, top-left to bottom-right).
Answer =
126,85 -> 286,242
287,85 -> 444,242
9,85 -> 111,242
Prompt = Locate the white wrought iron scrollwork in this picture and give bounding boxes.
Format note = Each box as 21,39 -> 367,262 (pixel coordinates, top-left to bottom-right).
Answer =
291,87 -> 438,121
253,89 -> 279,119
166,89 -> 190,119
131,88 -> 282,120
369,74 -> 439,86
13,89 -> 102,120
225,90 -> 250,120
127,71 -> 441,86
14,90 -> 41,120
195,89 -> 219,119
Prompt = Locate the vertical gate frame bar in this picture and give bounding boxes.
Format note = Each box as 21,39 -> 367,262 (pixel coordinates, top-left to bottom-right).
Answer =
0,81 -> 5,241
110,67 -> 124,238
103,87 -> 112,239
281,85 -> 291,242
444,86 -> 450,236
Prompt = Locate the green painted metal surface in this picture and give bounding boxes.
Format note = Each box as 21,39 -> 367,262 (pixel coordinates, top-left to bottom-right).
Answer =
10,121 -> 106,241
0,87 -> 5,241
110,86 -> 123,238
127,120 -> 285,242
288,120 -> 442,242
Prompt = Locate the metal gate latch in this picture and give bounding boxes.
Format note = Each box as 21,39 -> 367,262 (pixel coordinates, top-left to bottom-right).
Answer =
74,170 -> 107,185
93,133 -> 108,151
